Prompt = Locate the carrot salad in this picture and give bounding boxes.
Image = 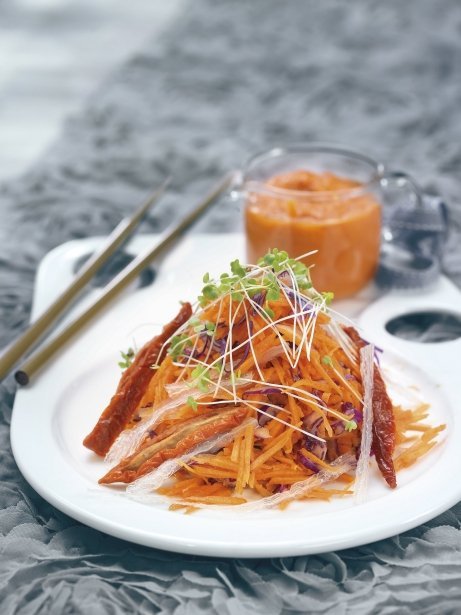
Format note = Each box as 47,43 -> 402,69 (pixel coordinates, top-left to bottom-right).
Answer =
84,249 -> 445,510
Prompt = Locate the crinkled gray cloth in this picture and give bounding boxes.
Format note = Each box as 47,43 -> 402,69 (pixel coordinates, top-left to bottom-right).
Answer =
1,1 -> 461,613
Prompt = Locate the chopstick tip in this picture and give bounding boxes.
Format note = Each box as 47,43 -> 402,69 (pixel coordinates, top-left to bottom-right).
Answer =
15,370 -> 30,386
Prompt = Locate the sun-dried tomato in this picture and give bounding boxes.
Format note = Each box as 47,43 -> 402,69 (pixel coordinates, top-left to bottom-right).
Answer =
99,407 -> 248,484
83,302 -> 192,456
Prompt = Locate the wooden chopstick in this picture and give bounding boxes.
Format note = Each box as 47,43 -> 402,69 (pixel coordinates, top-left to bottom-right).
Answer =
0,178 -> 170,383
14,171 -> 236,386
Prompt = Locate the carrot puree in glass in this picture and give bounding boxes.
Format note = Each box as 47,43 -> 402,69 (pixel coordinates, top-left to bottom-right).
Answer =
245,170 -> 381,299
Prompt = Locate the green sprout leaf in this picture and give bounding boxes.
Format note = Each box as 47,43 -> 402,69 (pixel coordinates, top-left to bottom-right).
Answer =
168,334 -> 192,361
205,321 -> 216,336
231,291 -> 244,302
344,419 -> 358,432
202,284 -> 219,300
321,355 -> 332,366
263,306 -> 275,319
266,286 -> 280,302
191,365 -> 210,393
230,259 -> 246,278
118,347 -> 135,370
188,316 -> 205,334
258,249 -> 313,293
322,291 -> 334,305
213,360 -> 224,377
186,396 -> 198,411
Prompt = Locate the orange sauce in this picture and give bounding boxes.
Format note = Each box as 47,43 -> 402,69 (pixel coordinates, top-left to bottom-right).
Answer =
245,170 -> 381,299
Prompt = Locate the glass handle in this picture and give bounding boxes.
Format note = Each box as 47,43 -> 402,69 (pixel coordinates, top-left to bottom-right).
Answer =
379,170 -> 423,243
381,170 -> 423,207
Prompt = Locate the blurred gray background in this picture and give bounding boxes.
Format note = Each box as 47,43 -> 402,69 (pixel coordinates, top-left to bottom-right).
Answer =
0,0 -> 184,180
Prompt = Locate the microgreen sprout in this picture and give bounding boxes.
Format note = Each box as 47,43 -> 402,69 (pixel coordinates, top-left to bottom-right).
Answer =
205,322 -> 216,334
190,365 -> 211,393
197,250 -> 314,309
189,316 -> 205,334
198,284 -> 220,306
231,290 -> 244,302
258,249 -> 312,290
186,396 -> 198,411
321,355 -> 333,366
168,334 -> 192,361
258,248 -> 289,271
263,306 -> 275,319
230,259 -> 246,278
118,347 -> 135,370
344,419 -> 358,432
266,285 -> 280,302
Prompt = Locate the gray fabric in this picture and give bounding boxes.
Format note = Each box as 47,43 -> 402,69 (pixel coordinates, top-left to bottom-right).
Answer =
1,0 -> 461,612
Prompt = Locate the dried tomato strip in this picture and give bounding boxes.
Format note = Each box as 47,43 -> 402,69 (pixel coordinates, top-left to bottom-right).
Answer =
99,407 -> 248,484
344,326 -> 397,488
83,302 -> 192,456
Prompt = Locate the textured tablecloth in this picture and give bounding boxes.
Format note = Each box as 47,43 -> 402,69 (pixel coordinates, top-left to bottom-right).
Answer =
1,1 -> 461,613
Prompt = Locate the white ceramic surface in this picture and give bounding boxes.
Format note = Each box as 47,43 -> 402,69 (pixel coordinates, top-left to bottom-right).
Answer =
10,234 -> 461,557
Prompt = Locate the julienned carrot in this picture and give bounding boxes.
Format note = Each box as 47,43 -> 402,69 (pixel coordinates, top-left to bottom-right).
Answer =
181,496 -> 247,505
181,465 -> 238,480
88,250 -> 445,508
192,454 -> 238,470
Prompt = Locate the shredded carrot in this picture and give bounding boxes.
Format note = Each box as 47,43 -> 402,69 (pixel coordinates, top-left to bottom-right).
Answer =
93,252 -> 446,508
181,496 -> 247,505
